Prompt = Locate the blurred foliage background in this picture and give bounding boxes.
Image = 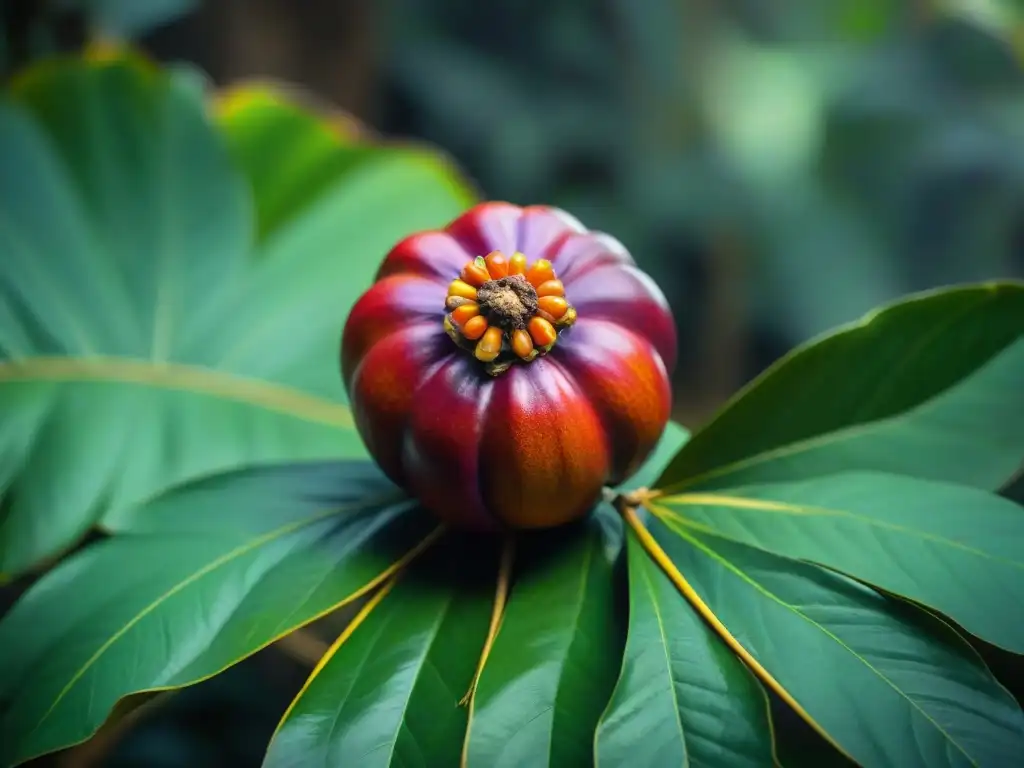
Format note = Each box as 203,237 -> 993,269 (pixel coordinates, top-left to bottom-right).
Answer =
3,0 -> 1024,764
7,0 -> 1024,429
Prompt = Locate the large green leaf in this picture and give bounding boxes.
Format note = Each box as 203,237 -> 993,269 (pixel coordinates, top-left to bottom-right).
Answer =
654,471 -> 1024,652
258,426 -> 689,768
218,83 -> 466,243
218,84 -> 361,242
0,54 -> 472,575
0,462 -> 439,767
595,531 -> 774,767
647,516 -> 1024,767
204,83 -> 475,407
264,535 -> 497,768
462,516 -> 624,767
657,283 -> 1024,492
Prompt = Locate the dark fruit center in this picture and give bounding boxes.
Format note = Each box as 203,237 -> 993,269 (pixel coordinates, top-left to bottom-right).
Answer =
476,275 -> 539,331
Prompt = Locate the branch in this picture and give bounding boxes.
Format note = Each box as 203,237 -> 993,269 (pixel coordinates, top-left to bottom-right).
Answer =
275,628 -> 331,667
57,691 -> 174,768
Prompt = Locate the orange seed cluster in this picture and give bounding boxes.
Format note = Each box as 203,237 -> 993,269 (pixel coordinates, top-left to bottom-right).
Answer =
443,250 -> 577,374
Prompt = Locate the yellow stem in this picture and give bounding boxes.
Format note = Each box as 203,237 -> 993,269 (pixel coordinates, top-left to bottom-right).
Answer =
270,580 -> 398,738
459,536 -> 516,768
460,536 -> 515,706
620,504 -> 856,765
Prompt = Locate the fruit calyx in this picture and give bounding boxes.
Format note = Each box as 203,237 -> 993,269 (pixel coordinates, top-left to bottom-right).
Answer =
443,250 -> 577,375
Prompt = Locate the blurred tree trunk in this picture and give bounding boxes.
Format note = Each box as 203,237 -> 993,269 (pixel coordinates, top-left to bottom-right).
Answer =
200,0 -> 382,121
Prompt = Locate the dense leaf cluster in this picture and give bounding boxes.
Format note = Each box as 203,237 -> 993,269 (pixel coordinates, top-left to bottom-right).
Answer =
0,52 -> 1022,768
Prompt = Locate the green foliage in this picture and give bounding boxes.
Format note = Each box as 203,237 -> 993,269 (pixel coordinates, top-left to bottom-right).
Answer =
0,54 -> 472,577
648,518 -> 1024,767
1,51 -> 1024,768
462,518 -> 623,766
595,533 -> 774,767
265,537 -> 497,767
658,283 -> 1024,491
0,461 -> 438,766
653,473 -> 1024,650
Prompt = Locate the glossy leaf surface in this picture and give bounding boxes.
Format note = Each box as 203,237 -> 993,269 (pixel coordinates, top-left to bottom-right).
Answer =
0,462 -> 438,766
207,85 -> 474,411
648,516 -> 1024,768
655,471 -> 1024,651
462,518 -> 624,767
658,283 -> 1024,492
0,55 -> 472,574
595,532 -> 774,767
218,84 -> 408,243
264,537 -> 496,768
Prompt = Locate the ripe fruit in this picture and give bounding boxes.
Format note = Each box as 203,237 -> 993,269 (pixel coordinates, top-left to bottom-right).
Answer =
341,202 -> 676,531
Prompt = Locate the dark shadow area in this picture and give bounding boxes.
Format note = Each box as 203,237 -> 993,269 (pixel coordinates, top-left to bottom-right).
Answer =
769,690 -> 857,768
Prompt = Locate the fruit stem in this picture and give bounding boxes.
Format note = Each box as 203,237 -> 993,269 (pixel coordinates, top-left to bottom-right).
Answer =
459,536 -> 515,707
616,501 -> 856,765
611,486 -> 659,512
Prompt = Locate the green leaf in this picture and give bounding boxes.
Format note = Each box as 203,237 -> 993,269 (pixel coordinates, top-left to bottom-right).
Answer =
0,461 -> 439,766
654,471 -> 1024,652
595,532 -> 774,767
264,535 -> 498,768
657,283 -> 1024,492
647,516 -> 1024,767
462,518 -> 624,767
216,84 -> 474,245
616,419 -> 689,492
219,81 -> 360,242
0,55 -> 472,575
205,83 -> 475,407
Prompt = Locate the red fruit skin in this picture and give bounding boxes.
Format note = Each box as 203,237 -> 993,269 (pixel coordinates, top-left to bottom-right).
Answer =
341,202 -> 676,530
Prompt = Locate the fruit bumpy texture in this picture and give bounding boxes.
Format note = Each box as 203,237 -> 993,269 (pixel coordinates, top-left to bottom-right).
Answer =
341,202 -> 676,530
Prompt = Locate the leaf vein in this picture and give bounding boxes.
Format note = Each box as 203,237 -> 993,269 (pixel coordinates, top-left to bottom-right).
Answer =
664,521 -> 978,764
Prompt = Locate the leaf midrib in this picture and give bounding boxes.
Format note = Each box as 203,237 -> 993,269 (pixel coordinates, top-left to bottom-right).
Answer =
384,593 -> 459,767
323,609 -> 391,762
663,521 -> 976,765
654,494 -> 1024,570
0,355 -> 351,427
660,405 -> 947,494
638,557 -> 689,767
546,539 -> 597,763
660,330 -> 1023,494
493,540 -> 597,766
23,494 -> 398,746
